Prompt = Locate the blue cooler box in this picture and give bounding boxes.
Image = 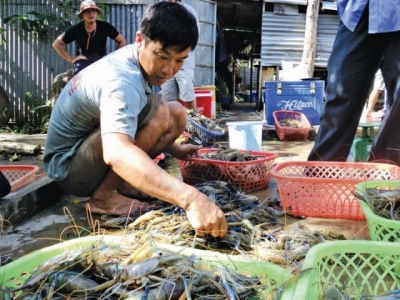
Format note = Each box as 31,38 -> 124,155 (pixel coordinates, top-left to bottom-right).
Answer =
263,80 -> 325,125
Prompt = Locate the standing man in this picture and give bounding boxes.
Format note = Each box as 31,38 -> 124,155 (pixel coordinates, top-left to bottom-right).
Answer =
44,2 -> 227,238
52,0 -> 126,75
308,0 -> 400,164
160,0 -> 200,111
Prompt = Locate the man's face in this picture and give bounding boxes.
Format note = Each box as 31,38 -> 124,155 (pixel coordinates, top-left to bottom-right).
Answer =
82,8 -> 98,23
136,32 -> 190,86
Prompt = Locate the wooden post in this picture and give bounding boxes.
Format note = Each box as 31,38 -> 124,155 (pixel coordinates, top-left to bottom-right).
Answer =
301,0 -> 320,78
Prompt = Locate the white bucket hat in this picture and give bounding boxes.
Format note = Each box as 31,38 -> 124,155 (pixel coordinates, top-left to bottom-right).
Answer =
76,0 -> 102,19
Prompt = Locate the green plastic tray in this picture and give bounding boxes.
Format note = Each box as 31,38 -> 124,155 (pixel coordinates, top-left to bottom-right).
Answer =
0,235 -> 291,299
291,240 -> 400,299
356,179 -> 400,242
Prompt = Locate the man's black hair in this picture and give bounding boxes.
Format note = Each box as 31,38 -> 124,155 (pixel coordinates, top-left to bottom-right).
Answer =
140,2 -> 198,53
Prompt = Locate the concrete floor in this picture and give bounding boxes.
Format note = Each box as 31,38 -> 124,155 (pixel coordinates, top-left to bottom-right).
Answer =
0,103 -> 370,261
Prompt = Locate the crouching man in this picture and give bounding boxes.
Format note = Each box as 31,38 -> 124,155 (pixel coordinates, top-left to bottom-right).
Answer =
44,2 -> 227,238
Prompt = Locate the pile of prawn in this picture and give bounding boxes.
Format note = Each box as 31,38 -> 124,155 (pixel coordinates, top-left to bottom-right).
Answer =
186,109 -> 225,134
102,181 -> 346,273
7,237 -> 262,300
354,186 -> 400,220
198,148 -> 264,162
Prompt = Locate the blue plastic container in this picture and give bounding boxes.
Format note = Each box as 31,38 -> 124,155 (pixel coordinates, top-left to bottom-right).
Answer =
251,90 -> 258,102
243,91 -> 251,102
263,80 -> 325,125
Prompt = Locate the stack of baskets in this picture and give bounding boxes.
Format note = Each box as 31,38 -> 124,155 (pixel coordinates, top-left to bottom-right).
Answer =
273,110 -> 311,141
275,169 -> 400,299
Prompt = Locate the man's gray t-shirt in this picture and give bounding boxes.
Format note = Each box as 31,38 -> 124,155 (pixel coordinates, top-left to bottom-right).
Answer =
44,44 -> 151,181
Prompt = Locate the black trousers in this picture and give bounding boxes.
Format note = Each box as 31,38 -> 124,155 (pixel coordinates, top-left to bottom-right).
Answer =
0,171 -> 11,198
308,8 -> 400,164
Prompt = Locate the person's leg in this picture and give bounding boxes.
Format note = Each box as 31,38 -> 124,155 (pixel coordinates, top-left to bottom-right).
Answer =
61,94 -> 186,215
117,99 -> 187,199
366,89 -> 382,114
367,69 -> 385,115
308,9 -> 388,161
92,96 -> 187,212
368,31 -> 400,165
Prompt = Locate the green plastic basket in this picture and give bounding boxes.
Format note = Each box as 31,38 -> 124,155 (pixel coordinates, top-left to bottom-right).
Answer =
356,180 -> 400,242
0,235 -> 291,299
289,241 -> 400,299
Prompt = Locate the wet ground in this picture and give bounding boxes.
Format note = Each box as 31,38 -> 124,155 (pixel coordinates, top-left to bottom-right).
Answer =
0,103 -> 370,263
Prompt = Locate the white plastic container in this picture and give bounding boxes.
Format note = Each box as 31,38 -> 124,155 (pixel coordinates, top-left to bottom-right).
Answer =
226,121 -> 263,151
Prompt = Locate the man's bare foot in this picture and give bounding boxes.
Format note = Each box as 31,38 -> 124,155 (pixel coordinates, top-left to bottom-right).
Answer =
87,193 -> 155,216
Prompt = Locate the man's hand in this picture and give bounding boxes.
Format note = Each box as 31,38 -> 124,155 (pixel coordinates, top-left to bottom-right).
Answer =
168,143 -> 202,159
185,192 -> 228,238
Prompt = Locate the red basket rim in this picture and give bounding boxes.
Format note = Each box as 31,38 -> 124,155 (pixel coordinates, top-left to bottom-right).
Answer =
0,165 -> 39,171
179,148 -> 279,165
271,160 -> 400,182
273,110 -> 305,116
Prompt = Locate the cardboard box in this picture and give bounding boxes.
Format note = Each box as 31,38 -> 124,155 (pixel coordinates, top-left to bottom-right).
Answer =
263,80 -> 325,125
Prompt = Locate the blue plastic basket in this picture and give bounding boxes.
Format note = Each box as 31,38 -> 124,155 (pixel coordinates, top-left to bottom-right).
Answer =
186,116 -> 226,145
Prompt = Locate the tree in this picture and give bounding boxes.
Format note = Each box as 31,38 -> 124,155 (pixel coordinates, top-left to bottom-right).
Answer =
1,0 -> 73,43
300,0 -> 320,78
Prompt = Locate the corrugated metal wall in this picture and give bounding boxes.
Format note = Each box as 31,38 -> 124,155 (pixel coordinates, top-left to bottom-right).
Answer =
185,0 -> 216,87
0,1 -> 144,123
261,11 -> 339,67
0,0 -> 216,123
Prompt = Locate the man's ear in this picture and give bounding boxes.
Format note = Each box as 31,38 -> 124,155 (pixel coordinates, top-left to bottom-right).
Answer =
135,32 -> 145,47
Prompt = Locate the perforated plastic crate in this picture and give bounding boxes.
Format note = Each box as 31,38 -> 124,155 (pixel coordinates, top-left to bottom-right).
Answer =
273,110 -> 311,141
356,180 -> 400,242
0,165 -> 39,191
0,235 -> 291,300
178,148 -> 278,192
271,161 -> 400,220
186,116 -> 226,145
284,241 -> 400,300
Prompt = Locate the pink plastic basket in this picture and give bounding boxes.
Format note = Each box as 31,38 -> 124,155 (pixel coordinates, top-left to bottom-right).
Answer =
0,165 -> 39,192
271,161 -> 400,220
273,110 -> 311,141
178,149 -> 278,192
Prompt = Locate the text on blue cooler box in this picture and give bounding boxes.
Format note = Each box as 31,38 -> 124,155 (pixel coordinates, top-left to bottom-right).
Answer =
263,80 -> 325,125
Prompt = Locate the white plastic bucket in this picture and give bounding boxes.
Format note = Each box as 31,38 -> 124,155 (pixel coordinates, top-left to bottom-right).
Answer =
226,121 -> 263,151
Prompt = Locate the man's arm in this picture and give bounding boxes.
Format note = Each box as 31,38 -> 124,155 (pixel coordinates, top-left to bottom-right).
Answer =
52,37 -> 74,64
114,33 -> 127,49
53,37 -> 87,64
101,132 -> 227,237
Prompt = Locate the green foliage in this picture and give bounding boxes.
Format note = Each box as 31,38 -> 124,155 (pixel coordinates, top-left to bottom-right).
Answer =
25,92 -> 51,132
2,0 -> 73,43
216,74 -> 228,98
